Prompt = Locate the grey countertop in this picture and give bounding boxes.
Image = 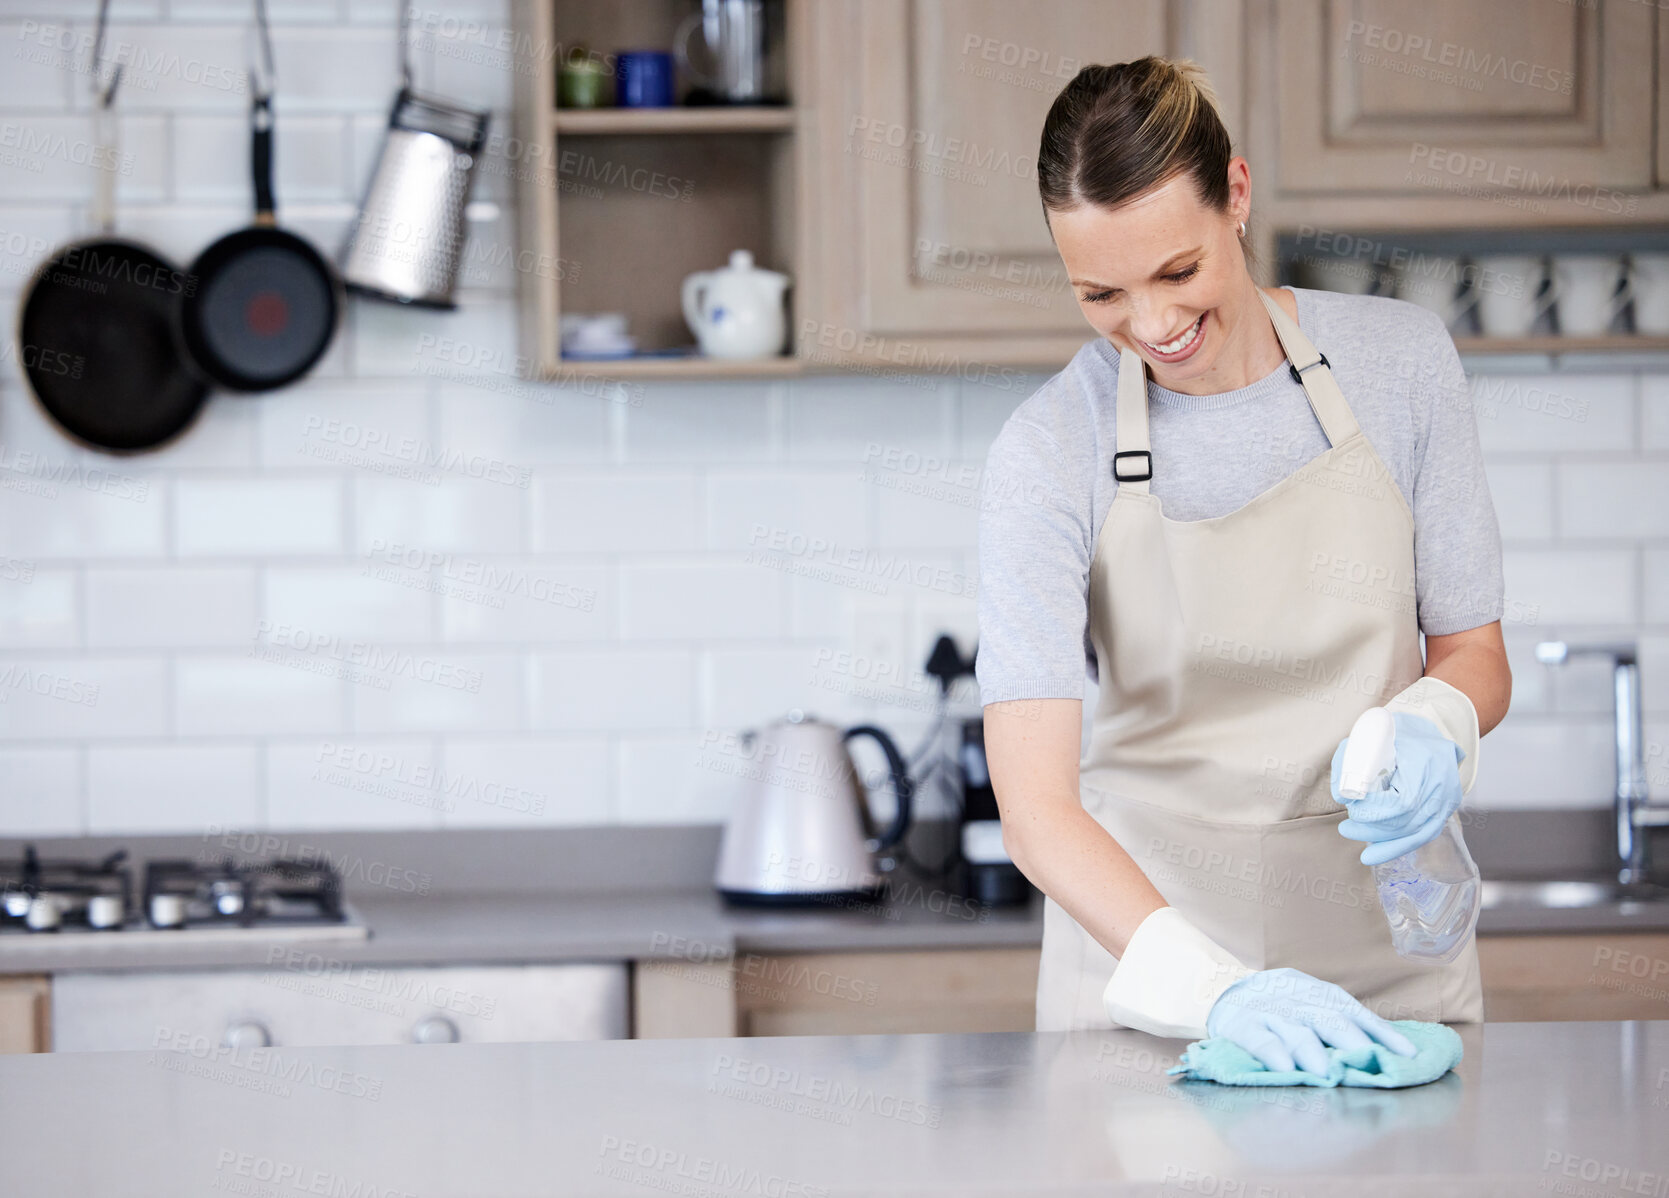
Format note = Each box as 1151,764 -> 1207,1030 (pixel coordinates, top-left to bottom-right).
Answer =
3,1020 -> 1665,1195
3,813 -> 1667,975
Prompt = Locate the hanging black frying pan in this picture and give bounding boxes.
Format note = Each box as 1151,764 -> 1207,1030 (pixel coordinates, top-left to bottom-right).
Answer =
16,6 -> 209,453
176,3 -> 340,393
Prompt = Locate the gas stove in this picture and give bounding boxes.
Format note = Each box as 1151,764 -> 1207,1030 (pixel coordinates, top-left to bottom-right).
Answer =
0,846 -> 368,946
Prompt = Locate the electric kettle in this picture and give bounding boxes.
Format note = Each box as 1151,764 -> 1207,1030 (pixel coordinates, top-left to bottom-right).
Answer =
714,711 -> 913,904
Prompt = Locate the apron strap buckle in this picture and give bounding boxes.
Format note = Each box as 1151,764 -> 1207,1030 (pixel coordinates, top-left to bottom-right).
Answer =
1289,353 -> 1331,386
1113,450 -> 1152,482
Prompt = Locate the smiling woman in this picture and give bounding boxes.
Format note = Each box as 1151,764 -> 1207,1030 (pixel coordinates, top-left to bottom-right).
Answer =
976,55 -> 1512,1073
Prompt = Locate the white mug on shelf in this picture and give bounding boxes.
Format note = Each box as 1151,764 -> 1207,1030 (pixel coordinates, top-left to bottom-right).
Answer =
1474,255 -> 1555,338
1630,253 -> 1669,336
1552,254 -> 1630,337
1294,253 -> 1377,296
1393,255 -> 1474,332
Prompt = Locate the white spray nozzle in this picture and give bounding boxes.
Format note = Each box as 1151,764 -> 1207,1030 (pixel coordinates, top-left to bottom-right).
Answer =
1338,706 -> 1397,800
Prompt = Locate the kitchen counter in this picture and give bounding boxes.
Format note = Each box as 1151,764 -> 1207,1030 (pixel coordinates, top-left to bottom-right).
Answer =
0,885 -> 1047,974
3,814 -> 1667,976
3,1020 -> 1665,1195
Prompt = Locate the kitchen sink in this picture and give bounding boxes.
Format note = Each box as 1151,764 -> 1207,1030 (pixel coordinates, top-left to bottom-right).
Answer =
1478,878 -> 1669,911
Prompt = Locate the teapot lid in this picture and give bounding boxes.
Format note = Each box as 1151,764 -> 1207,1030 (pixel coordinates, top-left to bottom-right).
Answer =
727,249 -> 755,271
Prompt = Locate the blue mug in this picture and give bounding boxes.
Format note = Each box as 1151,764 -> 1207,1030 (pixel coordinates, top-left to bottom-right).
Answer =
616,51 -> 674,108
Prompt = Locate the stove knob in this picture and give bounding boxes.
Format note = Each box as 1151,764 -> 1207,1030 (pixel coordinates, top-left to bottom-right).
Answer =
25,896 -> 61,931
223,1022 -> 272,1050
86,895 -> 125,929
411,1016 -> 460,1045
149,893 -> 187,928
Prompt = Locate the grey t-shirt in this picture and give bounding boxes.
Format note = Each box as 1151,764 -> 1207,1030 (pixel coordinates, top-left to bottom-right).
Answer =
975,287 -> 1504,706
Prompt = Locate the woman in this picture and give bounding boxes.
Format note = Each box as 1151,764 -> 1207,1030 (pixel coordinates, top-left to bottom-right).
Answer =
977,56 -> 1511,1074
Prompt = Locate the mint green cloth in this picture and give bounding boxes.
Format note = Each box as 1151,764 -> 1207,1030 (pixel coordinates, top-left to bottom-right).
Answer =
1165,1019 -> 1463,1088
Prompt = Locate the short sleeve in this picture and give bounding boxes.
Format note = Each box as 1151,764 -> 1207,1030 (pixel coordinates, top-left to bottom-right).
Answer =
1410,319 -> 1505,635
975,417 -> 1097,704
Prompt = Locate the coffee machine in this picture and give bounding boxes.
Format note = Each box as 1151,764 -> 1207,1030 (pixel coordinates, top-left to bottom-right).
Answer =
954,717 -> 1031,906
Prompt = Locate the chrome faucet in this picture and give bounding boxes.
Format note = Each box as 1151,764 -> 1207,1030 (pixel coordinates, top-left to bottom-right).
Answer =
1535,641 -> 1667,884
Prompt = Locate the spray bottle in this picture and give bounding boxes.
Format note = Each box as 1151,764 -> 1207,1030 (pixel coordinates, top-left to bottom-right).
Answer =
1338,706 -> 1482,964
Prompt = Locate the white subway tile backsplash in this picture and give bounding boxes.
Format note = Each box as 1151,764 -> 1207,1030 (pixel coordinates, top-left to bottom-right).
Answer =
532,473 -> 700,554
0,656 -> 168,739
0,205 -> 76,300
0,4 -> 1662,834
1502,549 -> 1635,625
1558,462 -> 1669,539
437,560 -> 611,644
86,566 -> 255,648
706,471 -> 868,551
264,566 -> 433,642
437,736 -> 611,827
434,383 -> 612,467
787,376 -> 952,463
1643,377 -> 1669,450
0,746 -> 82,833
617,732 -> 739,825
268,26 -> 402,111
1469,374 -> 1634,454
529,650 -> 694,732
255,379 -> 429,468
0,457 -> 165,558
624,381 -> 772,462
267,736 -> 442,830
82,25 -> 248,111
354,475 -> 525,556
87,743 -> 259,833
1645,550 -> 1669,625
175,476 -> 346,556
0,566 -> 77,648
620,561 -> 783,640
0,115 -> 168,202
1468,716 -> 1622,809
350,650 -> 523,734
703,645 -> 851,729
0,22 -> 74,109
1482,461 -> 1554,541
175,655 -> 347,735
174,114 -> 349,203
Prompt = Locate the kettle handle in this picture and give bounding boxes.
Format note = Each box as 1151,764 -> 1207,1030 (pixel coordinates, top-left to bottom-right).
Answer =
842,725 -> 913,853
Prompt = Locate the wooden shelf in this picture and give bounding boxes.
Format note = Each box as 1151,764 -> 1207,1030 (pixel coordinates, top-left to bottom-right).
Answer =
552,107 -> 795,135
552,354 -> 803,379
1453,335 -> 1669,354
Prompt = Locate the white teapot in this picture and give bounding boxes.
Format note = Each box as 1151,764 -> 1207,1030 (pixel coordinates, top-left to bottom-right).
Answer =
681,249 -> 789,360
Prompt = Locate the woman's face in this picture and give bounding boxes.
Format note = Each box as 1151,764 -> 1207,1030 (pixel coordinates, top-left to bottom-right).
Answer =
1049,162 -> 1254,391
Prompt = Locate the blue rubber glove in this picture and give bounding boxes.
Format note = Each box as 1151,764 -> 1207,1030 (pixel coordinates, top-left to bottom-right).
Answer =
1330,711 -> 1465,867
1204,967 -> 1418,1076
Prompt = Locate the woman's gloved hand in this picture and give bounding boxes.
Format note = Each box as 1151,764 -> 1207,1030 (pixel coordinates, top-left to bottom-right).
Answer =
1205,967 -> 1418,1075
1329,711 -> 1465,867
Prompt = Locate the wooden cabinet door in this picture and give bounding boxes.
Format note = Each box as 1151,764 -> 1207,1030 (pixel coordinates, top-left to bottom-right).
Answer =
1271,0 -> 1654,197
0,976 -> 49,1053
798,0 -> 1171,365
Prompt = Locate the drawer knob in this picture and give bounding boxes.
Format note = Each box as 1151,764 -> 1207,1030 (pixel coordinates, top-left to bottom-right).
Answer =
411,1016 -> 460,1044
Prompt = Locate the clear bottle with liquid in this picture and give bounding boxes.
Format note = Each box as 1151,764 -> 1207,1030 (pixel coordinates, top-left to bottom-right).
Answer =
1338,706 -> 1482,964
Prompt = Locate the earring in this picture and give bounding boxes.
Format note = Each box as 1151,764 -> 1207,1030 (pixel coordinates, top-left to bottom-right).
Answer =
1238,220 -> 1247,238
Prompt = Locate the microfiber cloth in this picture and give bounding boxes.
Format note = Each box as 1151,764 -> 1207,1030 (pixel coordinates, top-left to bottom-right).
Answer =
1165,1019 -> 1462,1088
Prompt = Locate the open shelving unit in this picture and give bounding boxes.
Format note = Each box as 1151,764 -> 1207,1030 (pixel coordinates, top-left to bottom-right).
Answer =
511,0 -> 806,381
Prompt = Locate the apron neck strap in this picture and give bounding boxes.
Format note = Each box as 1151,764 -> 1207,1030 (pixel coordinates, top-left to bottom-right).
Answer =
1112,290 -> 1360,494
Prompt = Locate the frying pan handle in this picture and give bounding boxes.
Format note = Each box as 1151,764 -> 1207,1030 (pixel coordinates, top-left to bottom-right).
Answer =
251,92 -> 275,221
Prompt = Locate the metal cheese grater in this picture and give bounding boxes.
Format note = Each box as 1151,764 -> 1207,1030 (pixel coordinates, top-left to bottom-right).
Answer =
338,11 -> 489,309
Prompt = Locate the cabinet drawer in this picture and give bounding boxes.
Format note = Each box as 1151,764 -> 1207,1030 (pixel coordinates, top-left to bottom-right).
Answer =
51,963 -> 628,1052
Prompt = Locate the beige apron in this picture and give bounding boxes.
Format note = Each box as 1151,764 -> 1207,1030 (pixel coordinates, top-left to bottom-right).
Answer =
1035,289 -> 1484,1032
